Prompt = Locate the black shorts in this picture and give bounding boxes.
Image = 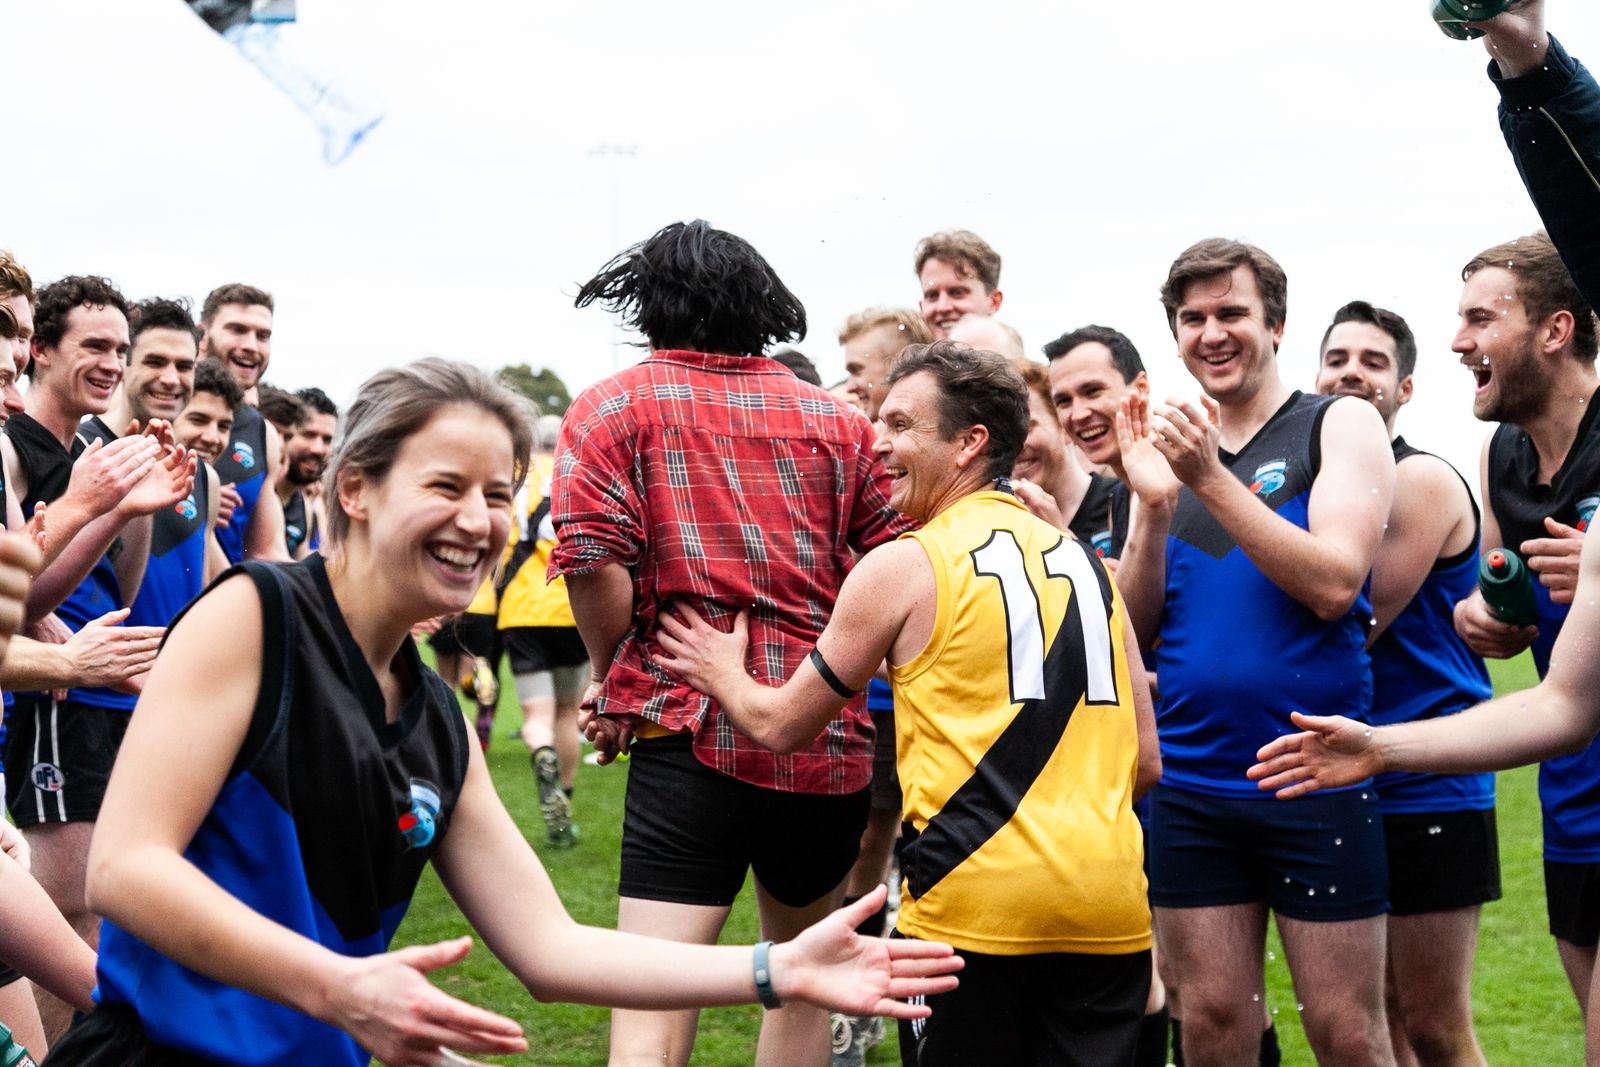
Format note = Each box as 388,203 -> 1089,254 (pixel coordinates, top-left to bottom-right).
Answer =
1384,809 -> 1501,916
502,626 -> 588,674
619,734 -> 870,908
3,696 -> 130,827
869,705 -> 902,813
1545,860 -> 1600,946
428,611 -> 500,661
896,938 -> 1150,1067
1148,784 -> 1389,922
37,1002 -> 208,1065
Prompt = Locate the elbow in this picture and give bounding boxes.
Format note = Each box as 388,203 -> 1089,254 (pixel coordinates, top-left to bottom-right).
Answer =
754,723 -> 814,756
1135,753 -> 1163,801
1309,580 -> 1366,623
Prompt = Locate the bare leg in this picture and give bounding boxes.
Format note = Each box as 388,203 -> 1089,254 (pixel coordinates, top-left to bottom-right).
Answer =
1385,963 -> 1422,1067
1155,903 -> 1268,1067
1276,914 -> 1397,1067
23,822 -> 96,1044
606,897 -> 731,1067
754,878 -> 848,1067
1558,938 -> 1597,1017
1580,945 -> 1600,1067
1387,908 -> 1486,1067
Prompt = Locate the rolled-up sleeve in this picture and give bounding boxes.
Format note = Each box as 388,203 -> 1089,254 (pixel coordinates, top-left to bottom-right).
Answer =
548,389 -> 646,578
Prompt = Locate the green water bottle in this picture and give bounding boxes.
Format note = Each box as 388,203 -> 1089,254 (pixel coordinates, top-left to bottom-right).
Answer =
1479,548 -> 1538,627
0,1022 -> 37,1067
1433,0 -> 1514,40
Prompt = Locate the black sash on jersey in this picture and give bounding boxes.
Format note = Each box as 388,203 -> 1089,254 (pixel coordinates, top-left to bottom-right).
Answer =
1067,472 -> 1116,544
899,542 -> 1116,901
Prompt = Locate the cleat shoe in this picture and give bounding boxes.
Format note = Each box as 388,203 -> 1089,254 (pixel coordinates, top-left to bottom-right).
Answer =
533,746 -> 576,847
830,1012 -> 877,1067
471,656 -> 499,706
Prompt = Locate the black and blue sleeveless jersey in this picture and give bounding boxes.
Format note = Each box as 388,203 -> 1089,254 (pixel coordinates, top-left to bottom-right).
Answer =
1068,472 -> 1118,560
9,414 -> 133,711
1369,438 -> 1493,814
212,403 -> 267,565
1487,388 -> 1600,862
1156,392 -> 1373,797
93,555 -> 469,1066
284,488 -> 310,556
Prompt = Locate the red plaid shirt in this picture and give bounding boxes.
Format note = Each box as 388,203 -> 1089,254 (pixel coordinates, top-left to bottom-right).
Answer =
548,349 -> 910,794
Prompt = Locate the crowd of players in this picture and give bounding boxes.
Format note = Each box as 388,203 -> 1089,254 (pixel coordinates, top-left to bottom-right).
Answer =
0,2 -> 1591,1066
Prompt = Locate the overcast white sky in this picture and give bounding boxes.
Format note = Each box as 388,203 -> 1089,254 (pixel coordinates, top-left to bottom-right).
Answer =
5,0 -> 1598,481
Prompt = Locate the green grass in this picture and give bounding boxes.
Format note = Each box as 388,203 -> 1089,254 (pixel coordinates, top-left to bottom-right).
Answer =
396,652 -> 1582,1065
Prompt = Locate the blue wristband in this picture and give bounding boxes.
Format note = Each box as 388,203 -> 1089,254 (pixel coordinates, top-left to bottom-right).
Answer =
753,940 -> 783,1009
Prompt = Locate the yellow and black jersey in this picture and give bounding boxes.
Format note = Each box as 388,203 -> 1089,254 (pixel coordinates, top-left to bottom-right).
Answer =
891,490 -> 1150,956
497,454 -> 576,630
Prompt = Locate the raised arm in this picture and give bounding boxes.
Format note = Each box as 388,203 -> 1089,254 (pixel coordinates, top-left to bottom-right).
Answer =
654,539 -> 926,755
1110,392 -> 1178,648
1155,395 -> 1392,621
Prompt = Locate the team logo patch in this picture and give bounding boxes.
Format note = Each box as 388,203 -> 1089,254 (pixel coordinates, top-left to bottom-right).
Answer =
398,778 -> 441,850
1250,460 -> 1288,498
1578,496 -> 1600,533
30,762 -> 64,793
230,442 -> 256,470
174,496 -> 198,520
1090,530 -> 1113,558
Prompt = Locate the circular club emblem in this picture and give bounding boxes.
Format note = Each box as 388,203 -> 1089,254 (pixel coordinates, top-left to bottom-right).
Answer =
30,762 -> 65,793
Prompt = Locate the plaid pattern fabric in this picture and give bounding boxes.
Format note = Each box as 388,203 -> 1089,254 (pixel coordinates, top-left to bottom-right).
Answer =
549,349 -> 910,794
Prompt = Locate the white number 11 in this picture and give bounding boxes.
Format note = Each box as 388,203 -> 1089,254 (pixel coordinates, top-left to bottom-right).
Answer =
971,532 -> 1118,706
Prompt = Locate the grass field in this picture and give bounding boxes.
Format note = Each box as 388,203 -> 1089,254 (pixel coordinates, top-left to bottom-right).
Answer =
395,652 -> 1583,1065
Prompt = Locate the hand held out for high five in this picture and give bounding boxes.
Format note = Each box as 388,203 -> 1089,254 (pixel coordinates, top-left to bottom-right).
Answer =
773,883 -> 962,1018
1247,711 -> 1382,799
322,937 -> 526,1067
1115,393 -> 1180,505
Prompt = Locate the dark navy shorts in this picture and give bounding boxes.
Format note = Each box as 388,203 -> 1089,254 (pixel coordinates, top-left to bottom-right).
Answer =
1385,809 -> 1501,916
1148,784 -> 1389,922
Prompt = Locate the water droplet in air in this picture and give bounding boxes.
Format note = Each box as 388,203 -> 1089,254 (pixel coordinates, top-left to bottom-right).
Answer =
1329,885 -> 1338,894
1267,950 -> 1276,961
1308,888 -> 1316,896
1296,1003 -> 1305,1013
1427,824 -> 1442,835
1361,792 -> 1369,801
1252,994 -> 1261,1002
1334,837 -> 1343,846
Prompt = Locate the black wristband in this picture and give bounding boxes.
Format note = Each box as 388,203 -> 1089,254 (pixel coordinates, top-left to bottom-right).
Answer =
809,647 -> 858,700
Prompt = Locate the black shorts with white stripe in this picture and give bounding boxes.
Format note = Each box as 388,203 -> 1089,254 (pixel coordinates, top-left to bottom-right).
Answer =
3,696 -> 131,827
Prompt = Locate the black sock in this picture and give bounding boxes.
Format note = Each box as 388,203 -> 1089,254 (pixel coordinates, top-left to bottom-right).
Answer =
1135,1004 -> 1170,1067
1259,1021 -> 1280,1067
1170,1017 -> 1184,1067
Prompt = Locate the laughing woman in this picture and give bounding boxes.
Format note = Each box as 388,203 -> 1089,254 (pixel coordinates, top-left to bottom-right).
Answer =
44,359 -> 960,1067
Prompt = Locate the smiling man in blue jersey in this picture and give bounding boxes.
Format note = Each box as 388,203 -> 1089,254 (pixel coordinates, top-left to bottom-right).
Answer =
1314,301 -> 1496,1067
198,283 -> 289,564
1115,240 -> 1397,1067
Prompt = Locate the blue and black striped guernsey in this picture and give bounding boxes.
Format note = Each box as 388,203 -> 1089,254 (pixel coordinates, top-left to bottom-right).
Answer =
1487,386 -> 1600,863
93,555 -> 470,1066
1156,391 -> 1373,797
1368,438 -> 1493,814
211,403 -> 268,565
